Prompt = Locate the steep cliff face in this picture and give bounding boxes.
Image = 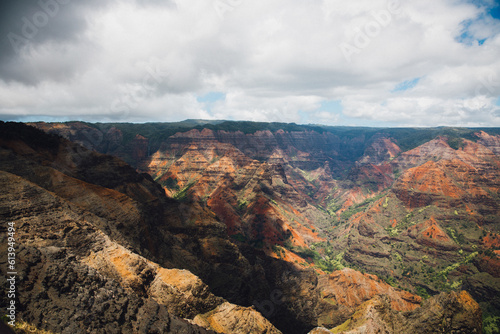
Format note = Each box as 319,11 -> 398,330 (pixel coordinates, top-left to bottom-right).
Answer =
143,128 -> 405,259
357,136 -> 401,165
143,129 -> 329,256
312,268 -> 421,328
476,130 -> 500,155
131,134 -> 149,162
391,138 -> 500,221
166,128 -> 347,172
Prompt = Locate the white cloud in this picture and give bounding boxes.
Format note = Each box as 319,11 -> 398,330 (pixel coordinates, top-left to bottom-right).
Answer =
0,0 -> 499,126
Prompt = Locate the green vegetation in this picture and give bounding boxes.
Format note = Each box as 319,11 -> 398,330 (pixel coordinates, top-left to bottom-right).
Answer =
438,262 -> 460,278
447,137 -> 465,150
196,120 -> 326,135
339,193 -> 387,221
384,276 -> 397,288
385,211 -> 418,236
16,120 -> 500,333
314,242 -> 346,272
295,247 -> 320,261
173,181 -> 196,201
480,248 -> 499,258
484,315 -> 500,334
50,120 -> 500,169
392,252 -> 403,262
236,199 -> 248,212
88,121 -> 219,162
326,202 -> 342,216
340,205 -> 365,221
384,127 -> 479,152
415,285 -> 431,299
331,318 -> 352,333
386,225 -> 400,237
437,252 -> 478,280
272,244 -> 285,259
446,227 -> 465,244
231,233 -> 248,243
285,241 -> 346,273
449,280 -> 462,290
317,252 -> 346,272
163,177 -> 180,191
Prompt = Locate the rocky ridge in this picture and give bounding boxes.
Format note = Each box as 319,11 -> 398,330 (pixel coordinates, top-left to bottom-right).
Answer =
310,290 -> 481,334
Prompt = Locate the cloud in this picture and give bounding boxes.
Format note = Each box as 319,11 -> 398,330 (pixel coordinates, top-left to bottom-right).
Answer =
0,0 -> 499,126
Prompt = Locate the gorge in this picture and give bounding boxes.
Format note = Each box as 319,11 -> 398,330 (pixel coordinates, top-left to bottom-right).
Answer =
1,120 -> 499,333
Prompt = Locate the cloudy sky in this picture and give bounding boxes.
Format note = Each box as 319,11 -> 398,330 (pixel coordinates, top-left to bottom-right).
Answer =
0,0 -> 499,127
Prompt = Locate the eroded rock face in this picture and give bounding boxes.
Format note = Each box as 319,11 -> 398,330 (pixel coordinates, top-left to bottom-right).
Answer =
332,134 -> 500,294
318,269 -> 421,311
23,123 -> 402,267
312,291 -> 481,334
313,268 -> 421,329
358,136 -> 401,165
131,134 -> 149,162
463,272 -> 500,312
144,134 -> 328,254
167,128 -> 347,172
82,241 -> 224,319
402,290 -> 482,334
0,171 -> 215,334
392,157 -> 497,209
391,137 -> 457,170
193,302 -> 283,334
476,130 -> 500,155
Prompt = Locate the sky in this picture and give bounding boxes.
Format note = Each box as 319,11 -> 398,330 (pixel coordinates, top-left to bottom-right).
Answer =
0,0 -> 499,127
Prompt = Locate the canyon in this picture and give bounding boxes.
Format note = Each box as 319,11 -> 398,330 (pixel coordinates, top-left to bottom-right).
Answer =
1,120 -> 498,333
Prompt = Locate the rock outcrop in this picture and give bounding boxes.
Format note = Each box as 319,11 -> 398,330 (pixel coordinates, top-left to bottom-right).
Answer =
311,291 -> 481,334
0,170 -> 215,334
193,302 -> 282,334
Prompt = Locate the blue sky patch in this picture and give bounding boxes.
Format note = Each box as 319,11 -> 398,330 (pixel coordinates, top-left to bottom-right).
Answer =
469,0 -> 500,19
392,78 -> 420,92
197,92 -> 226,112
319,100 -> 343,113
457,1 -> 500,45
197,91 -> 226,103
456,19 -> 489,45
489,4 -> 500,19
